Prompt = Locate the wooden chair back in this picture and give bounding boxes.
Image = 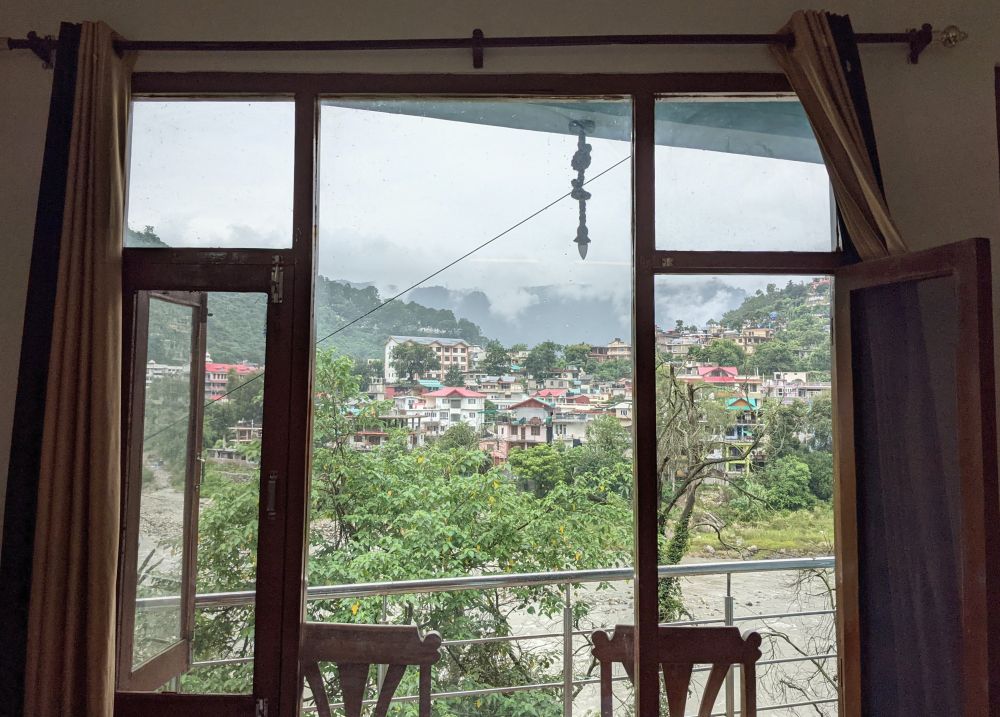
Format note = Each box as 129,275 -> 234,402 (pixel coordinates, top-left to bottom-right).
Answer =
591,625 -> 762,717
299,622 -> 442,717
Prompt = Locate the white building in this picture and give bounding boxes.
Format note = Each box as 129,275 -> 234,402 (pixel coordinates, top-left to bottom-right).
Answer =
420,387 -> 486,433
384,335 -> 472,383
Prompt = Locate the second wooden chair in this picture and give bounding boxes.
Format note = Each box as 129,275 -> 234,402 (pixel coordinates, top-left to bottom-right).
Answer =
591,624 -> 762,717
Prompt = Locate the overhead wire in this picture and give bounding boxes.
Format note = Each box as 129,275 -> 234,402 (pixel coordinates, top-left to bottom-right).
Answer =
142,154 -> 631,442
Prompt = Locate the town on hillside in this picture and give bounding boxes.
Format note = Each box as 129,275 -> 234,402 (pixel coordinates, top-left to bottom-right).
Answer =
146,277 -> 832,479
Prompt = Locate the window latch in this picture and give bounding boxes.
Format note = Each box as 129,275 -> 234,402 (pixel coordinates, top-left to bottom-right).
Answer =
266,470 -> 278,520
270,256 -> 284,304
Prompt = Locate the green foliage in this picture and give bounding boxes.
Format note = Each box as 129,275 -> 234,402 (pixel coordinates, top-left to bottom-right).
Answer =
800,450 -> 834,502
443,364 -> 465,387
562,342 -> 592,369
749,340 -> 800,376
524,341 -> 561,379
761,400 -> 807,459
480,340 -> 511,375
506,444 -> 568,496
589,358 -> 632,381
688,339 -> 746,369
391,342 -> 441,382
759,455 -> 816,511
436,423 -> 480,452
134,225 -> 490,365
571,415 -> 631,482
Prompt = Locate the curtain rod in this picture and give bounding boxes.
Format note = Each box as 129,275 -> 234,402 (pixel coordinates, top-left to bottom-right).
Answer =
5,24 -> 967,70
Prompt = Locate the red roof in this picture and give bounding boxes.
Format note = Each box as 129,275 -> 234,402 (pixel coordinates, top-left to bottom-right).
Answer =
205,362 -> 258,375
565,394 -> 591,404
697,366 -> 738,378
534,388 -> 568,397
422,387 -> 486,398
509,397 -> 554,411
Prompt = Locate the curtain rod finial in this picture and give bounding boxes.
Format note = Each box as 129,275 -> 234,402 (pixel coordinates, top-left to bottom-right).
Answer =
937,25 -> 968,49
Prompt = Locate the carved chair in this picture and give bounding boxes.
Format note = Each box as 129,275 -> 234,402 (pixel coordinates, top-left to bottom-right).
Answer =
299,623 -> 442,717
591,625 -> 762,717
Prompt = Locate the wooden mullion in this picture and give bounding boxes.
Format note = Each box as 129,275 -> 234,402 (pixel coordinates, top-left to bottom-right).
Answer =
831,275 -> 860,717
631,91 -> 659,717
275,90 -> 319,716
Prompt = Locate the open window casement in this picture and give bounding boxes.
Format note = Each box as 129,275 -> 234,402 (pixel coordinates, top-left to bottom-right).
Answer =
117,291 -> 207,691
832,237 -> 1000,716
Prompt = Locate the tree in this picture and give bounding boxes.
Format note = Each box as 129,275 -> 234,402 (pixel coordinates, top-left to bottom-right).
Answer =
436,422 -> 480,452
590,358 -> 632,381
480,340 -> 510,375
654,365 -> 743,618
192,351 -> 633,712
573,414 -> 631,475
352,358 -> 384,384
443,365 -> 465,387
506,444 -> 568,496
524,341 -> 560,379
689,339 -> 746,368
760,455 -> 816,511
562,342 -> 591,369
761,400 -> 807,460
749,340 -> 799,375
800,450 -> 833,501
391,342 -> 441,382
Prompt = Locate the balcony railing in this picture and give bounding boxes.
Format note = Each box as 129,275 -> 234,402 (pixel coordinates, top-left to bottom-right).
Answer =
141,556 -> 838,716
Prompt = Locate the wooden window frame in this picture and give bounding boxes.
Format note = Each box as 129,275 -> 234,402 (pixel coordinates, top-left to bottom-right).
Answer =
120,72 -> 854,717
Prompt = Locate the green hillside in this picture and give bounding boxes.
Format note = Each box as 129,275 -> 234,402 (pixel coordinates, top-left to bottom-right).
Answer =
132,227 -> 488,364
198,279 -> 487,365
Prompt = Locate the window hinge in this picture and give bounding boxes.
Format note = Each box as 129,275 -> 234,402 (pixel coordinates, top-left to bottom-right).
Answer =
256,698 -> 268,717
270,256 -> 284,304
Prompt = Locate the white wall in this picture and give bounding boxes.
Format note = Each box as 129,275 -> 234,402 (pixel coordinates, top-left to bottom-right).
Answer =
2,1 -> 999,520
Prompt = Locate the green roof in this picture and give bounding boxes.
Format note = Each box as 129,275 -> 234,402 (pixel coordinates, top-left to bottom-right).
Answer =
725,397 -> 759,411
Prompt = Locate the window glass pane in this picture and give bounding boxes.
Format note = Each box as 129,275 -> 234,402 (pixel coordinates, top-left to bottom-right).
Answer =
133,296 -> 194,669
654,274 -> 838,714
654,99 -> 835,251
304,98 -> 634,715
182,292 -> 267,693
126,101 -> 294,248
125,292 -> 267,694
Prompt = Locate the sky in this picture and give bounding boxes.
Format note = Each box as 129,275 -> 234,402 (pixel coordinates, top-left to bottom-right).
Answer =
126,99 -> 833,346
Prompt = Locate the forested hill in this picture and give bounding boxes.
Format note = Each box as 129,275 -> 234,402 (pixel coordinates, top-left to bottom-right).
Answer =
719,279 -> 829,330
130,227 -> 488,365
715,278 -> 831,374
195,278 -> 486,365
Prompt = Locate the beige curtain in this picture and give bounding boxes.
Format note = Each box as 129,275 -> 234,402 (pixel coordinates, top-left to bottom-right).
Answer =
24,22 -> 134,717
771,10 -> 907,260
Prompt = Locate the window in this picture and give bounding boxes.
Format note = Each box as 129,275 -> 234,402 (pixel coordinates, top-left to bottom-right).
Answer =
115,73 -> 995,717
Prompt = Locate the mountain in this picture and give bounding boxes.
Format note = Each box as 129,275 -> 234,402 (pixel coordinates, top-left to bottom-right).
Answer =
132,227 -> 489,365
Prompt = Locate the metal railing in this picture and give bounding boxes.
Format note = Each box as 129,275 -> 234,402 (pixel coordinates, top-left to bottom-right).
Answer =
142,556 -> 837,715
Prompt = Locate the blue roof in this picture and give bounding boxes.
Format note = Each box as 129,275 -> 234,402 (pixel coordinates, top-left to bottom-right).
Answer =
418,379 -> 443,389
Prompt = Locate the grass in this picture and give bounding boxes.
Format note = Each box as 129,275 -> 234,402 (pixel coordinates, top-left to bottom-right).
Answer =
689,502 -> 835,558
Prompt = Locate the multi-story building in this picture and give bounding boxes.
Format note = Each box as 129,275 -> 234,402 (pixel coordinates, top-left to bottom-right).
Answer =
144,359 -> 188,384
204,360 -> 260,400
735,327 -> 775,355
384,335 -> 472,383
493,397 -> 554,462
760,371 -> 831,403
606,338 -> 632,361
681,365 -> 762,398
420,387 -> 486,433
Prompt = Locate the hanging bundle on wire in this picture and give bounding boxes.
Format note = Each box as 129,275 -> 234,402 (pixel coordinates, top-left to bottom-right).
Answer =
569,119 -> 594,259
